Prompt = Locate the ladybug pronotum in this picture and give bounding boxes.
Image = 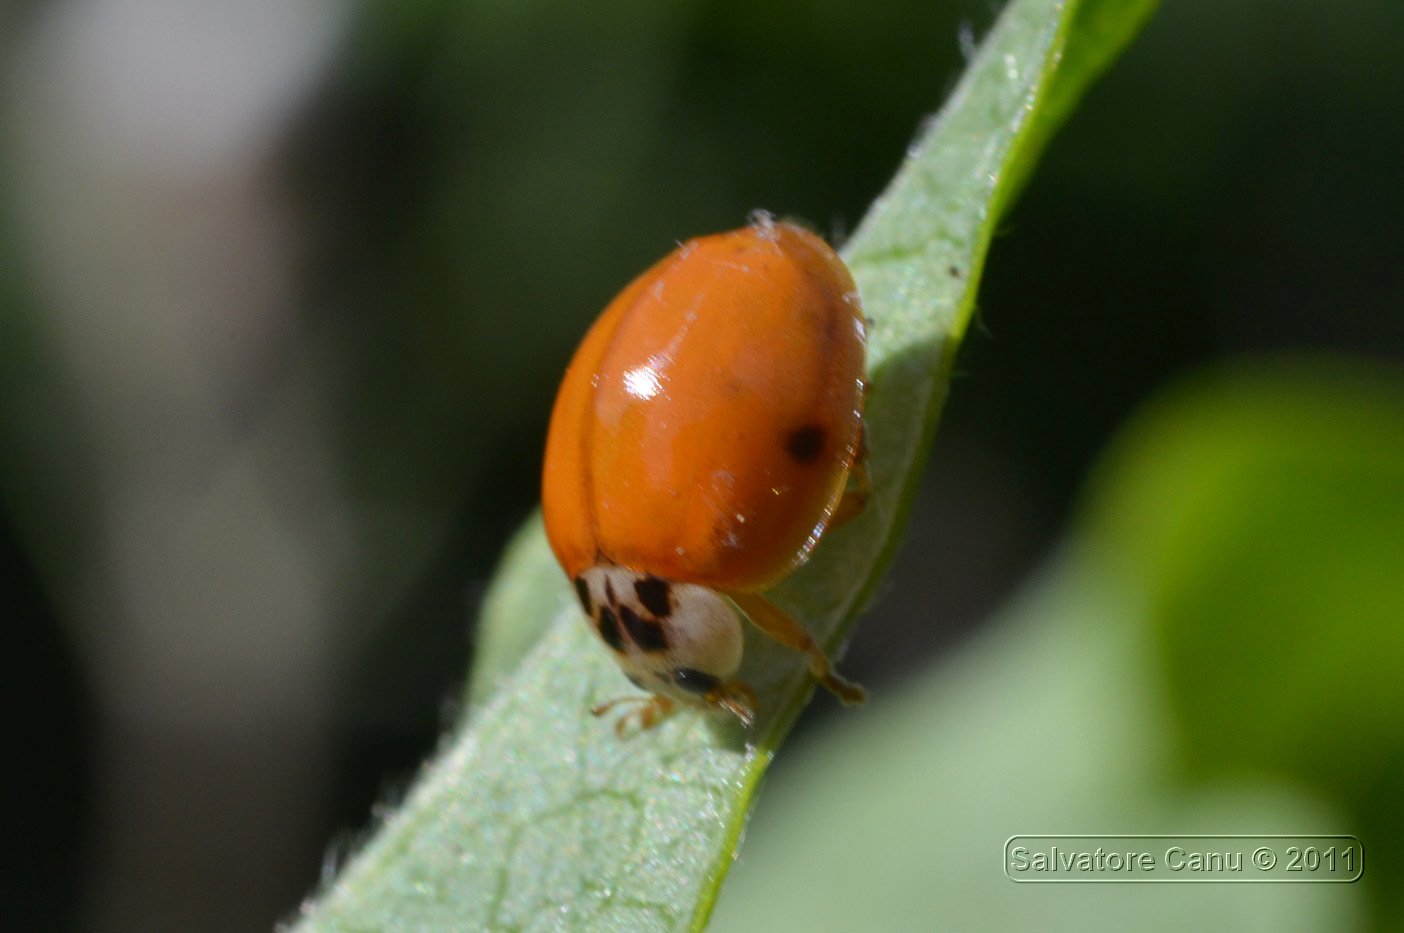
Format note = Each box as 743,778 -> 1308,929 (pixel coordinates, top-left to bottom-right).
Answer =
542,212 -> 868,731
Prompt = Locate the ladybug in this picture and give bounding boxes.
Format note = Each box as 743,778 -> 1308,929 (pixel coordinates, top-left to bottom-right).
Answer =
542,212 -> 868,731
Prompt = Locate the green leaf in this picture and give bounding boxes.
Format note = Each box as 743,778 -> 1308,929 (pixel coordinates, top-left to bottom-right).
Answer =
1082,356 -> 1404,922
296,1 -> 1156,929
713,556 -> 1361,932
713,357 -> 1395,930
465,513 -> 565,709
997,0 -> 1157,212
1084,357 -> 1404,787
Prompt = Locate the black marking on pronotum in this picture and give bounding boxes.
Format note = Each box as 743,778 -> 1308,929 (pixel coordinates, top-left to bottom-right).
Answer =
634,575 -> 672,618
672,668 -> 720,695
625,673 -> 648,691
573,577 -> 592,615
604,577 -> 617,608
596,606 -> 625,652
785,423 -> 827,463
619,605 -> 669,652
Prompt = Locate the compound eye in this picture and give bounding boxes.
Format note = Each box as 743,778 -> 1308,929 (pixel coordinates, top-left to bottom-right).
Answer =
671,667 -> 721,695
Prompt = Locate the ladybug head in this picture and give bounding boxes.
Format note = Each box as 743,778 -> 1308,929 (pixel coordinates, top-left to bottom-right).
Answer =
573,565 -> 750,720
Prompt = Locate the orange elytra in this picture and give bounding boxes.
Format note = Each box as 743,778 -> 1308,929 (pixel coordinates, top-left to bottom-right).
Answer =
542,211 -> 868,731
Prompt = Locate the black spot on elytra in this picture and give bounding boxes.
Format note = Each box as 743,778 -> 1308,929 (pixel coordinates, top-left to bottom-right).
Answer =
634,575 -> 672,618
596,606 -> 624,652
620,605 -> 669,652
573,577 -> 592,615
672,668 -> 720,695
785,424 -> 827,463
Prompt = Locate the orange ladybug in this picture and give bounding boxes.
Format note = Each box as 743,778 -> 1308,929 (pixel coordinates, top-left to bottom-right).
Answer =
542,212 -> 868,730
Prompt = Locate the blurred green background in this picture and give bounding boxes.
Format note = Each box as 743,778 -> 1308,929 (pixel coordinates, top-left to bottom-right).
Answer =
2,0 -> 1401,930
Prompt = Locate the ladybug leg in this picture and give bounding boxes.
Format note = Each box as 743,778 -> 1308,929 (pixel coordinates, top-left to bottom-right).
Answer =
703,681 -> 758,728
591,695 -> 675,735
727,591 -> 867,705
827,421 -> 870,531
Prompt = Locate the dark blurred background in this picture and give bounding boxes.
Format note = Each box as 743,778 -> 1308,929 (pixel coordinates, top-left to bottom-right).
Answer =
2,0 -> 1401,930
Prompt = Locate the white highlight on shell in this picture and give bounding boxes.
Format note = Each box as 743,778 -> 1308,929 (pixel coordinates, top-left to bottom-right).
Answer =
622,365 -> 662,400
